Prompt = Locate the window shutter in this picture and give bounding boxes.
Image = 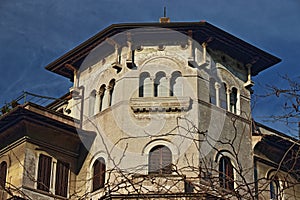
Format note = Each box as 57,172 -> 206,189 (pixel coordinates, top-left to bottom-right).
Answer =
92,158 -> 106,191
37,155 -> 52,192
149,145 -> 172,174
55,160 -> 69,197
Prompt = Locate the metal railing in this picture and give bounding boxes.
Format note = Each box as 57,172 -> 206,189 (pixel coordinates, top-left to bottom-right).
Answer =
1,91 -> 60,115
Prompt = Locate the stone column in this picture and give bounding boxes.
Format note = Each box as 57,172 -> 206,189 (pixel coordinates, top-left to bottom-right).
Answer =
102,87 -> 111,110
94,91 -> 102,114
227,88 -> 231,112
215,82 -> 221,107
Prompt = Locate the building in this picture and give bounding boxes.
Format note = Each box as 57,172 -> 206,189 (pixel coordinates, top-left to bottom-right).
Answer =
0,18 -> 299,200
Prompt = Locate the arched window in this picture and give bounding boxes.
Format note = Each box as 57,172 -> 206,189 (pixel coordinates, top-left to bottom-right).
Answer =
270,176 -> 280,200
108,79 -> 115,106
219,156 -> 234,190
99,85 -> 106,112
230,87 -> 238,114
139,72 -> 151,97
148,145 -> 172,174
89,90 -> 96,117
220,83 -> 227,110
209,78 -> 216,105
154,72 -> 168,97
170,71 -> 183,97
92,158 -> 106,191
0,161 -> 7,188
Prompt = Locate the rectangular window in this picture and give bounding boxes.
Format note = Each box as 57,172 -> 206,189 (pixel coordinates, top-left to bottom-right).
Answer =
55,160 -> 69,197
37,154 -> 52,192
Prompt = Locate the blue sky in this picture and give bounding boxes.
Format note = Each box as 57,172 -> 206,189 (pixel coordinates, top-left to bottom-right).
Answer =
0,0 -> 299,136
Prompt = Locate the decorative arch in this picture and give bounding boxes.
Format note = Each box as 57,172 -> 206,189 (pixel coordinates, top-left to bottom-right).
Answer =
139,72 -> 151,97
154,71 -> 168,97
170,71 -> 183,97
137,53 -> 186,71
142,139 -> 179,157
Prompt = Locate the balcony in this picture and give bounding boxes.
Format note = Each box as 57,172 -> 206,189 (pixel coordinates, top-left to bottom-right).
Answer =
130,96 -> 192,113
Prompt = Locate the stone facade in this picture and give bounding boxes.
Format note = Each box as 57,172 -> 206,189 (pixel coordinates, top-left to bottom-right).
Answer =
0,21 -> 299,200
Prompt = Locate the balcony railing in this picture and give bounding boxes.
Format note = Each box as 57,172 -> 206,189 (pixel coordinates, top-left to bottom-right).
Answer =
1,91 -> 65,115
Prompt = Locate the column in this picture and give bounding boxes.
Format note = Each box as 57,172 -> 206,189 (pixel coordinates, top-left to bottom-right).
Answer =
215,82 -> 220,107
227,88 -> 231,112
94,91 -> 101,114
102,87 -> 111,110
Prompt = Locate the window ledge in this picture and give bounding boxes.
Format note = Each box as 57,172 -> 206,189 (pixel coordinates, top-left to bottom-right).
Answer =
130,96 -> 192,113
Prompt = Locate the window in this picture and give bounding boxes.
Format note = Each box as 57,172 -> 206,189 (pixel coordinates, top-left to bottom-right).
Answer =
89,90 -> 96,117
270,177 -> 280,200
209,78 -> 216,105
0,161 -> 7,188
139,72 -> 151,97
55,160 -> 69,197
108,79 -> 115,106
154,72 -> 168,97
170,71 -> 183,97
37,154 -> 52,192
99,85 -> 106,111
92,158 -> 106,191
139,71 -> 184,98
220,83 -> 227,110
148,145 -> 172,174
219,156 -> 234,190
230,87 -> 238,114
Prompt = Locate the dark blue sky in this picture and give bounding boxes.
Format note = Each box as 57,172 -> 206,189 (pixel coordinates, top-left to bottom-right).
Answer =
1,0 -> 299,136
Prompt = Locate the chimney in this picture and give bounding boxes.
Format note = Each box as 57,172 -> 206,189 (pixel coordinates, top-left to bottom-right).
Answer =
159,7 -> 170,23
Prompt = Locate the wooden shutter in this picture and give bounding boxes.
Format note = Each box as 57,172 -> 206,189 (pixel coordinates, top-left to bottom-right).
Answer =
219,157 -> 234,190
55,160 -> 69,197
0,162 -> 7,188
226,158 -> 234,190
37,155 -> 52,192
149,145 -> 172,174
92,158 -> 106,191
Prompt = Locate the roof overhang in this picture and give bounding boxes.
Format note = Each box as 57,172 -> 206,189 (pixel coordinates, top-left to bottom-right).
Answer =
0,103 -> 96,161
45,21 -> 281,80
